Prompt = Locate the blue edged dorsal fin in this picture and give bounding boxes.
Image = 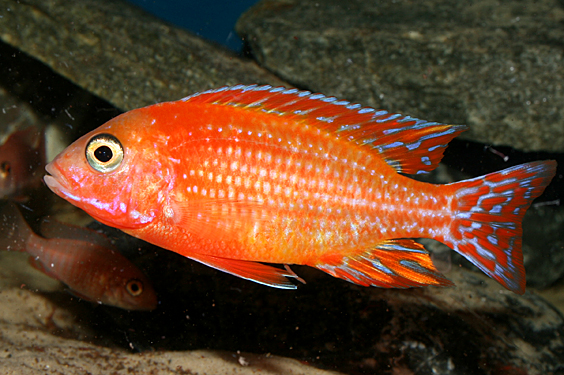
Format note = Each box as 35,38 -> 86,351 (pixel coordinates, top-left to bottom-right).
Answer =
182,84 -> 467,174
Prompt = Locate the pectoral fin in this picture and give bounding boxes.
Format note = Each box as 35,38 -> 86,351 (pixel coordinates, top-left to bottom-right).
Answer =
169,197 -> 272,242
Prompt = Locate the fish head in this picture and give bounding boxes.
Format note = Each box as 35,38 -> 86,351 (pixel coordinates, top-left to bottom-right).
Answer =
102,261 -> 159,311
68,243 -> 160,311
0,127 -> 45,199
114,277 -> 159,311
44,109 -> 168,230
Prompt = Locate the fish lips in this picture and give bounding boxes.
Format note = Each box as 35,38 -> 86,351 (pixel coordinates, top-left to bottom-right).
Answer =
44,162 -> 150,230
44,163 -> 80,203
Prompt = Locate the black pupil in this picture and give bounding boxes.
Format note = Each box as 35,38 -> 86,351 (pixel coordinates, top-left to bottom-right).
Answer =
1,161 -> 10,173
129,282 -> 140,292
94,145 -> 113,163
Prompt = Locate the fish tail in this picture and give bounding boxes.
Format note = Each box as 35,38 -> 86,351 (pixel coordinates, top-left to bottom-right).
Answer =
443,160 -> 557,294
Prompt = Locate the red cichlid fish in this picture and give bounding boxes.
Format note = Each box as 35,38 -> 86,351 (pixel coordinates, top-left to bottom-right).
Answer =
44,85 -> 557,294
0,126 -> 45,200
0,202 -> 158,310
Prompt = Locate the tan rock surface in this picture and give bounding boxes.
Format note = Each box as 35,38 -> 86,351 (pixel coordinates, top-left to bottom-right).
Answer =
0,288 -> 342,375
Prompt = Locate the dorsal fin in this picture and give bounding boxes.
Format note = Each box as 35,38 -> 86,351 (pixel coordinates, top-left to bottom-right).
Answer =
182,85 -> 467,174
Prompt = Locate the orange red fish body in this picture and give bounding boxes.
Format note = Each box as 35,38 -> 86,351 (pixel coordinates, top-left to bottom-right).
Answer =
0,202 -> 158,310
44,85 -> 557,293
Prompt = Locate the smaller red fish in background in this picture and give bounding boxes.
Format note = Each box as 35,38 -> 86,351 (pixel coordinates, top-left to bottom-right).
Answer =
0,126 -> 45,201
0,202 -> 158,310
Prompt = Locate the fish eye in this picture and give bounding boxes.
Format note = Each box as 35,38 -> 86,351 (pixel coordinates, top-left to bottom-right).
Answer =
0,161 -> 11,178
126,279 -> 144,297
85,133 -> 124,173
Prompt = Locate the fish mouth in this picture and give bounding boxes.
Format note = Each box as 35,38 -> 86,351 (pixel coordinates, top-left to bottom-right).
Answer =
44,163 -> 80,202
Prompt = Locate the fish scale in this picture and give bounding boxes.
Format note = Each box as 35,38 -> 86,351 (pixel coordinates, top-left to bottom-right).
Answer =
165,105 -> 444,262
44,84 -> 557,293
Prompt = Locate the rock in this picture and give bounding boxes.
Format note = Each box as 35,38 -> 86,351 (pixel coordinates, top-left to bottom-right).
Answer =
522,206 -> 564,288
0,252 -> 62,292
2,240 -> 564,375
0,0 -> 286,112
0,289 -> 342,375
236,0 -> 564,152
538,283 -> 564,316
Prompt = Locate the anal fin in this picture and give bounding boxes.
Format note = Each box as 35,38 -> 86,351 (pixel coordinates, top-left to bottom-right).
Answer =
315,239 -> 453,288
187,252 -> 298,289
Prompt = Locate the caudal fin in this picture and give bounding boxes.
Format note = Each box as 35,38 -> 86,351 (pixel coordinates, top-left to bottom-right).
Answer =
443,160 -> 557,294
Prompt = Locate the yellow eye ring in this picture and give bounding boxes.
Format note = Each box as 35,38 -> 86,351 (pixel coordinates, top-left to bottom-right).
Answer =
85,133 -> 124,173
126,279 -> 144,297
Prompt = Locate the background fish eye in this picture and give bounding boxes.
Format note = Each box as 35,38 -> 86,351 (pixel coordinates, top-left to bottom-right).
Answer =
126,279 -> 144,297
0,161 -> 11,178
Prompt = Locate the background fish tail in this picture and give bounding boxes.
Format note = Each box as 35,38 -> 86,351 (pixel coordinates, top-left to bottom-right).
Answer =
442,160 -> 557,294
